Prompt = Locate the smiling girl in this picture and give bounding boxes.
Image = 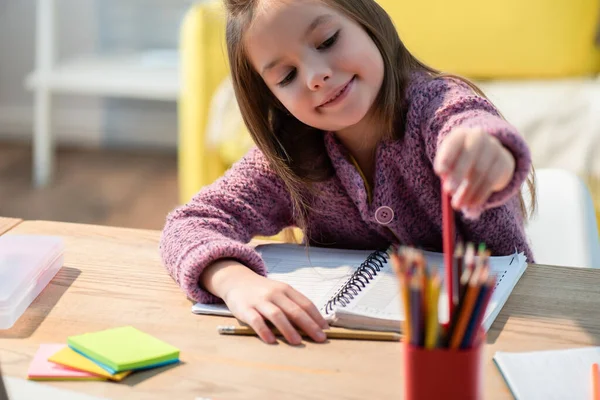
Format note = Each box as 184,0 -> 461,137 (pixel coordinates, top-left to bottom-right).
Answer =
160,0 -> 535,345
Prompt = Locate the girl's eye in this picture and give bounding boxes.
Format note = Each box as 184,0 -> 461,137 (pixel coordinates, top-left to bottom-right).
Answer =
277,69 -> 297,87
317,30 -> 340,50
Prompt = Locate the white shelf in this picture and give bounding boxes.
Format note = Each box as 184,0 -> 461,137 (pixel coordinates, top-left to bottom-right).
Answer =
25,53 -> 180,101
26,0 -> 184,188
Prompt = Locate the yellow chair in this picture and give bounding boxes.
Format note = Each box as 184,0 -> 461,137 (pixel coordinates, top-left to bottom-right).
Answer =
178,1 -> 229,204
178,0 -> 600,203
390,0 -> 600,79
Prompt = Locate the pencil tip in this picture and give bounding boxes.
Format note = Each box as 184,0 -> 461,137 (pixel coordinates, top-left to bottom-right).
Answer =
466,242 -> 475,254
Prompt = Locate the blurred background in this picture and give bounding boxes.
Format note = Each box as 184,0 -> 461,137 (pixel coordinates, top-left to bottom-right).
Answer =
0,0 -> 188,229
0,0 -> 599,232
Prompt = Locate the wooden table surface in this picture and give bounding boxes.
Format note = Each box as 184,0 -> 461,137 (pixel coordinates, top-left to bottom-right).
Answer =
0,220 -> 599,399
0,217 -> 21,235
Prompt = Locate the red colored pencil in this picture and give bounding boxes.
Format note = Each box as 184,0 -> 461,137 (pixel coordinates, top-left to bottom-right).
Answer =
442,188 -> 455,321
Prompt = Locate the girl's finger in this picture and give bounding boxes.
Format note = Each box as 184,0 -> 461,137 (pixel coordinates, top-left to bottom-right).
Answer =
446,132 -> 486,195
470,155 -> 505,208
460,141 -> 498,207
255,302 -> 302,345
445,145 -> 473,194
242,308 -> 276,344
451,178 -> 470,210
285,287 -> 330,329
434,128 -> 467,176
273,294 -> 327,343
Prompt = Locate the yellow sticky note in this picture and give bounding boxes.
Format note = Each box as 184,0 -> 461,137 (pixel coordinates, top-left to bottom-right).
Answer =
48,347 -> 132,381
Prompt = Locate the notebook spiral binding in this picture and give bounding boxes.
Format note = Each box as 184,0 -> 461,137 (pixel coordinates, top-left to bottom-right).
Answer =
324,249 -> 390,314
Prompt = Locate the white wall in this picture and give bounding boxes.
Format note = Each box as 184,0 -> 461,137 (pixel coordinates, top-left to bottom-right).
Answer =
0,0 -> 188,150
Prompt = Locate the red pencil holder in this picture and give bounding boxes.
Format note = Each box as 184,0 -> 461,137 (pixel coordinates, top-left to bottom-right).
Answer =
402,335 -> 485,400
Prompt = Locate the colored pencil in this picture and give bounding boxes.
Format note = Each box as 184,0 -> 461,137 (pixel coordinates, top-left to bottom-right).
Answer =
408,275 -> 419,346
453,242 -> 464,307
425,271 -> 441,349
478,242 -> 486,254
471,274 -> 496,347
410,273 -> 422,346
461,243 -> 476,298
459,263 -> 473,300
414,250 -> 428,322
217,326 -> 401,341
441,263 -> 472,347
460,271 -> 494,348
441,188 -> 455,320
390,250 -> 411,343
449,259 -> 484,349
465,243 -> 476,271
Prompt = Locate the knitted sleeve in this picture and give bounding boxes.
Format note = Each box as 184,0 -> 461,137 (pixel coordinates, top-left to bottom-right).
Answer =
417,76 -> 532,218
159,147 -> 294,303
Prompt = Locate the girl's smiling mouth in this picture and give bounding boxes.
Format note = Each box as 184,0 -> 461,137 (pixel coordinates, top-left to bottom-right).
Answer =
318,76 -> 356,108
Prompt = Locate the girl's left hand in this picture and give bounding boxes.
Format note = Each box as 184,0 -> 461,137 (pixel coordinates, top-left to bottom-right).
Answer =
433,127 -> 515,214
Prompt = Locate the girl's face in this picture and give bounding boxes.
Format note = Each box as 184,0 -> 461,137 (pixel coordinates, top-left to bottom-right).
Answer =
245,0 -> 384,133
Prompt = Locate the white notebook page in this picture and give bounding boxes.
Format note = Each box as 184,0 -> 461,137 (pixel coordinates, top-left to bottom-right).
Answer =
257,244 -> 374,311
192,244 -> 374,316
337,250 -> 527,329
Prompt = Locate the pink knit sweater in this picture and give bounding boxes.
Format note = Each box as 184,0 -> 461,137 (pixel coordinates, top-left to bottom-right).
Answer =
160,75 -> 534,303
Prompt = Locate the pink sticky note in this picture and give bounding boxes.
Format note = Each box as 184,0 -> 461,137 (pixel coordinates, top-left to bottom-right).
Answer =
27,344 -> 105,380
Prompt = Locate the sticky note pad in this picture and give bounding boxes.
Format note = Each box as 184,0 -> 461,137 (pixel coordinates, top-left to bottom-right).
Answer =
48,346 -> 132,381
27,344 -> 106,381
67,326 -> 180,373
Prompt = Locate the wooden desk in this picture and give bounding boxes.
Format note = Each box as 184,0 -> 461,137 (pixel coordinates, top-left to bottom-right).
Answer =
0,217 -> 21,235
0,220 -> 599,399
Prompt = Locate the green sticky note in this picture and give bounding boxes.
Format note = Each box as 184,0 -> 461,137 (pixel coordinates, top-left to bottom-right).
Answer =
67,326 -> 180,372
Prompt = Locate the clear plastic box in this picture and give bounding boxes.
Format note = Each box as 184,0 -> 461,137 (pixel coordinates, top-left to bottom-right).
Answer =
0,235 -> 65,329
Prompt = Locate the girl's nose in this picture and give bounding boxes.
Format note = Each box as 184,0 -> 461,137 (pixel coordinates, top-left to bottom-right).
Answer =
308,72 -> 330,90
306,61 -> 332,91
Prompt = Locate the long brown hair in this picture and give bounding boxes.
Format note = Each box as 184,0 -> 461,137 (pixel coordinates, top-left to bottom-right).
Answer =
223,0 -> 536,236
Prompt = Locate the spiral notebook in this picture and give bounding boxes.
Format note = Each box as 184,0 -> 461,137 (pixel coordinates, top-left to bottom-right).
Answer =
192,244 -> 528,332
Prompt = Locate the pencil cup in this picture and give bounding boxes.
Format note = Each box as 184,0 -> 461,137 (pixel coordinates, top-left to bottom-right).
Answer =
402,334 -> 485,400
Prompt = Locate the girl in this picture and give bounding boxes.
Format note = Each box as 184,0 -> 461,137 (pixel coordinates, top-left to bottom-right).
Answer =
160,0 -> 535,345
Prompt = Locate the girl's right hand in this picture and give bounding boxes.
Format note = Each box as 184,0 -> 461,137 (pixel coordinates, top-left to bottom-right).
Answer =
201,260 -> 329,345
